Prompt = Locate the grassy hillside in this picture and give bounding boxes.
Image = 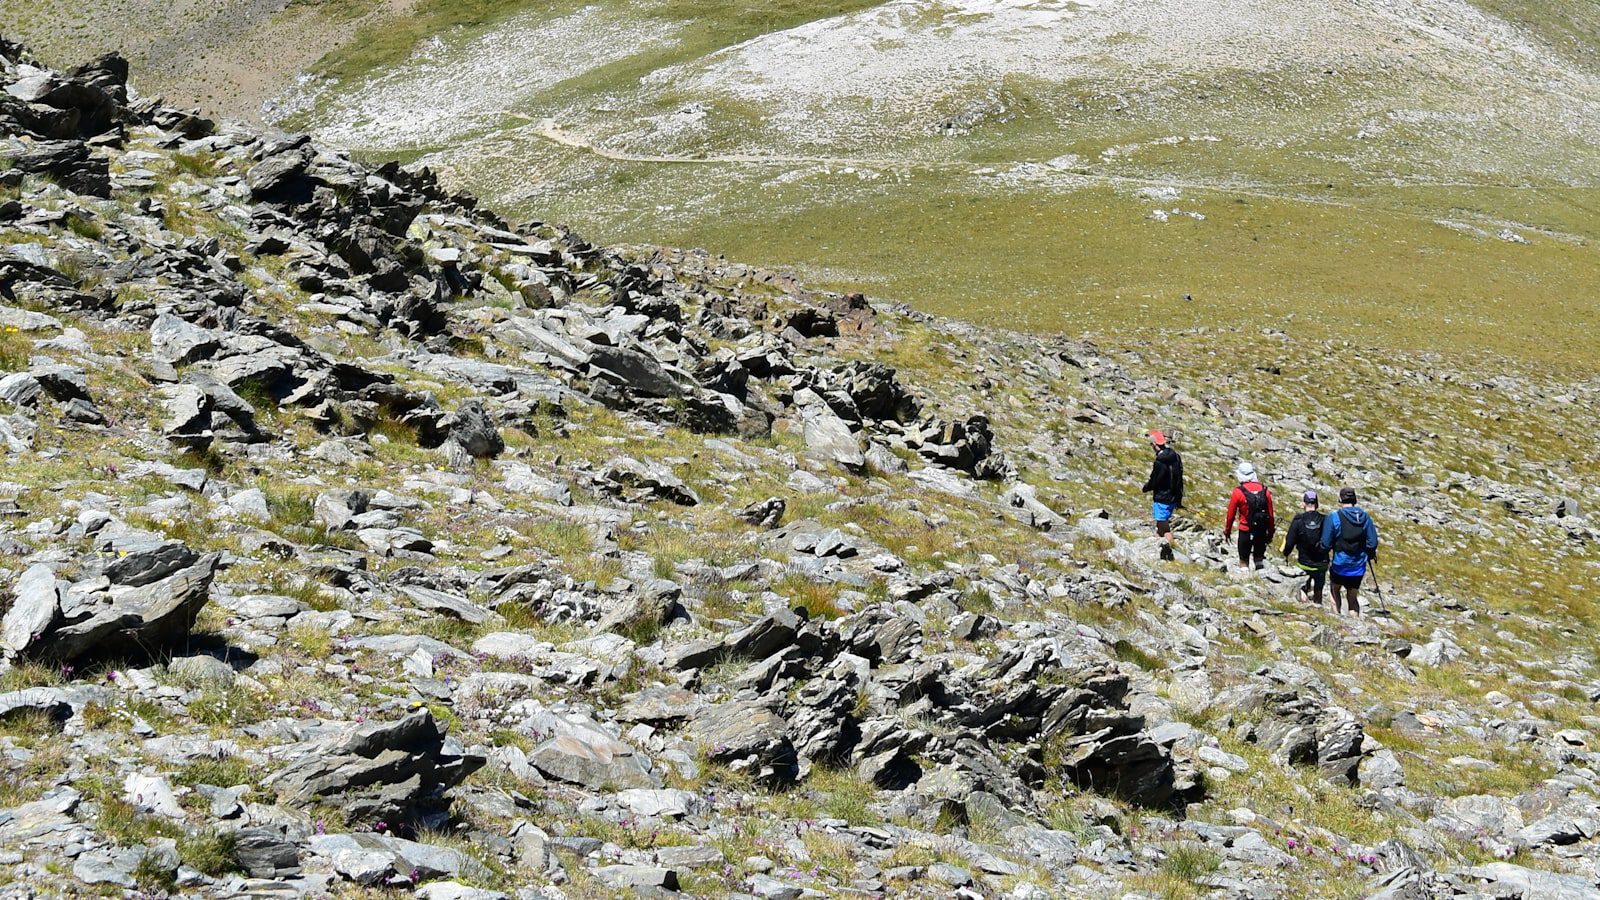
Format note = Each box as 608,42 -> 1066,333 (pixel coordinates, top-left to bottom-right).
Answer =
1473,0 -> 1600,68
9,0 -> 1597,374
269,0 -> 1600,374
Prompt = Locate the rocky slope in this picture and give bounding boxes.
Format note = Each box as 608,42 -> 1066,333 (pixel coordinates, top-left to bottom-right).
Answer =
1,41 -> 1599,900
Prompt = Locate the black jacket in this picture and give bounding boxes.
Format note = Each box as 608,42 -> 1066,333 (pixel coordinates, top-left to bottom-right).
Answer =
1142,447 -> 1184,507
1282,510 -> 1330,567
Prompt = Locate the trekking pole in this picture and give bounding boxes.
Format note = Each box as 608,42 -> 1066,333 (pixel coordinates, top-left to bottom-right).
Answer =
1367,561 -> 1389,615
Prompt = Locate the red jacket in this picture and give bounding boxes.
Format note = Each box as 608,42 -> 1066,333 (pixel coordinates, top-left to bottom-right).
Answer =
1225,482 -> 1275,535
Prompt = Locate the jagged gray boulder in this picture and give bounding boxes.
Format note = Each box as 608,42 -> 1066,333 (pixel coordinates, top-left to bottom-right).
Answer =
1056,729 -> 1176,808
103,539 -> 199,586
596,865 -> 680,891
149,312 -> 223,365
1,563 -> 62,655
1465,862 -> 1600,900
311,832 -> 493,886
441,398 -> 503,462
266,710 -> 484,826
0,684 -> 108,724
589,345 -> 681,398
157,376 -> 260,449
315,488 -> 371,530
597,456 -> 699,505
1002,482 -> 1067,531
799,399 -> 865,472
0,372 -> 41,407
522,707 -> 659,789
689,699 -> 797,785
738,496 -> 786,528
232,827 -> 302,878
2,550 -> 219,665
0,140 -> 110,196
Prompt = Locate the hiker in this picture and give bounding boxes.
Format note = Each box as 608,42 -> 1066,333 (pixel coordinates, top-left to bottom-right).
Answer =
1320,487 -> 1379,616
1282,490 -> 1330,606
1140,430 -> 1183,561
1223,462 -> 1275,572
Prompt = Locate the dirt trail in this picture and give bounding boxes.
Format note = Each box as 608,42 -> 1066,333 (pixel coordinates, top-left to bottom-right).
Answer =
512,115 -> 1581,232
515,116 -> 962,171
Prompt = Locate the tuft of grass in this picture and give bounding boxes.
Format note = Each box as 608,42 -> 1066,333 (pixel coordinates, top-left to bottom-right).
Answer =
1160,843 -> 1221,882
612,608 -> 664,646
287,621 -> 336,658
1041,796 -> 1103,841
91,790 -> 184,848
63,212 -> 105,241
809,766 -> 881,826
1123,842 -> 1222,899
188,686 -> 267,729
264,568 -> 341,612
0,742 -> 70,807
170,151 -> 219,178
0,707 -> 64,741
774,574 -> 845,620
233,376 -> 280,413
1112,639 -> 1165,672
266,493 -> 316,533
0,326 -> 33,371
798,829 -> 860,880
172,756 -> 252,789
488,729 -> 533,752
132,853 -> 177,892
79,701 -> 118,730
369,415 -> 421,446
178,829 -> 240,877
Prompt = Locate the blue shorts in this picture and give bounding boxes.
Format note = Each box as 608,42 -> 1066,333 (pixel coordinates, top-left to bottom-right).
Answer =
1152,501 -> 1176,523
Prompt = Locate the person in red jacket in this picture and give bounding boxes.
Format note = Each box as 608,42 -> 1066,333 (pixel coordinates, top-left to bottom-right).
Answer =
1223,462 -> 1275,572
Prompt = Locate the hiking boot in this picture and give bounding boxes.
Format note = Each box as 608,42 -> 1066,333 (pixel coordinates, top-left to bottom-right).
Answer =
1159,543 -> 1174,562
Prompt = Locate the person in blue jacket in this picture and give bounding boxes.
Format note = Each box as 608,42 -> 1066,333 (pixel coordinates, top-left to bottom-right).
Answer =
1320,486 -> 1379,617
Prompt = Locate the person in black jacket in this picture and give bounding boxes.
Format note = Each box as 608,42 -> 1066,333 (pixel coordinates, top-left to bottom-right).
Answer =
1141,430 -> 1183,561
1282,490 -> 1330,606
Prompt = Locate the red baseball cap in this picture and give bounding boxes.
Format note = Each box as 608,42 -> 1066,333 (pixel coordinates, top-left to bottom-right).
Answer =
1149,430 -> 1168,446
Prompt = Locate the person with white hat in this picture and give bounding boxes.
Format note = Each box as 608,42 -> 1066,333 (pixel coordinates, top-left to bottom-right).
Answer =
1223,461 -> 1275,573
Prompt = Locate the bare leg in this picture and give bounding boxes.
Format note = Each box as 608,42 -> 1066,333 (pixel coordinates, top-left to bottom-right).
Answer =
1329,585 -> 1344,615
1346,587 -> 1361,617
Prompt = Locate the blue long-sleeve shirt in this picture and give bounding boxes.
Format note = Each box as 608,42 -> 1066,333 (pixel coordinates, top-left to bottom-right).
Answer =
1321,506 -> 1379,578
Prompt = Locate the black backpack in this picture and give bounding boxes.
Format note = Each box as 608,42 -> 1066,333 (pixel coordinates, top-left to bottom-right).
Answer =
1334,509 -> 1367,555
1243,485 -> 1270,532
1296,512 -> 1328,561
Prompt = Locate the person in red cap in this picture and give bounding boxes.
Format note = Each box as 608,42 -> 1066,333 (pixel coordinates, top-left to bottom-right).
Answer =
1141,430 -> 1183,561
